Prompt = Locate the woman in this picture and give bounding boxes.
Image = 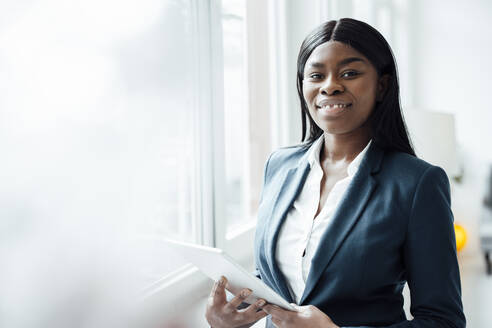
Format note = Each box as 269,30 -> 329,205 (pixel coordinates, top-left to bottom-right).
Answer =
205,18 -> 466,328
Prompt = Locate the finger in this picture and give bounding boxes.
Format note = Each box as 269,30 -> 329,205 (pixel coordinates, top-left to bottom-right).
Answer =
235,298 -> 268,324
226,288 -> 252,309
208,276 -> 227,306
241,298 -> 266,316
244,299 -> 266,313
235,306 -> 268,324
262,304 -> 285,318
253,309 -> 268,322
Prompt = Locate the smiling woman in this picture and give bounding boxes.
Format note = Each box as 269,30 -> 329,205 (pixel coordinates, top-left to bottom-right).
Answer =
296,20 -> 413,156
301,42 -> 383,135
206,18 -> 466,328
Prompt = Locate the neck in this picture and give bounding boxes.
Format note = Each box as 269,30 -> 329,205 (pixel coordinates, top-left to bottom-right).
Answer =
320,129 -> 371,165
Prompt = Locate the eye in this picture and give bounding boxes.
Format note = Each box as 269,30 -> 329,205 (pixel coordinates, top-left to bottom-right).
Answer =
308,73 -> 323,80
341,70 -> 360,78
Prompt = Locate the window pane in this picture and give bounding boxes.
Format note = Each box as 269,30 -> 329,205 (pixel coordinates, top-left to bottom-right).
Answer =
126,0 -> 197,284
222,0 -> 251,230
0,0 -> 196,297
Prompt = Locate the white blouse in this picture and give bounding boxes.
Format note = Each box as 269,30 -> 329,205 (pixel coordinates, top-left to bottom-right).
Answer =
275,135 -> 372,304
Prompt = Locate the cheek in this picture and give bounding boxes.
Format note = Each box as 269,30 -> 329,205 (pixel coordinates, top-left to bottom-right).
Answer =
302,84 -> 316,105
353,83 -> 377,109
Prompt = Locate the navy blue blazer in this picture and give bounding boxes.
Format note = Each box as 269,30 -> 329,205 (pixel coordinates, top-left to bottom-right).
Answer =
254,141 -> 466,328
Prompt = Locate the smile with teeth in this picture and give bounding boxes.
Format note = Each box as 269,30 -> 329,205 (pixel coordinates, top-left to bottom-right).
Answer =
318,103 -> 352,109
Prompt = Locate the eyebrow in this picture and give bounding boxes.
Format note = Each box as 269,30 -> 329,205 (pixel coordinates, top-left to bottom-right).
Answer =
307,56 -> 366,69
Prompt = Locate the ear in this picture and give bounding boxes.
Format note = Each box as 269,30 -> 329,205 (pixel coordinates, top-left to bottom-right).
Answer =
376,74 -> 390,102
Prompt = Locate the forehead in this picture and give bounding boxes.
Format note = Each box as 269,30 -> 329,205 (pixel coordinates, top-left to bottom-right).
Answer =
305,41 -> 368,69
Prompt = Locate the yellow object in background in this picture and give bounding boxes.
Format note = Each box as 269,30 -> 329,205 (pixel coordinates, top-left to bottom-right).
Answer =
454,223 -> 467,252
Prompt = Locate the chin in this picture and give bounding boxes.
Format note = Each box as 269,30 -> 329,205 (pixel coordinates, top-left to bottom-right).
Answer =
315,122 -> 352,135
314,117 -> 369,137
322,128 -> 352,135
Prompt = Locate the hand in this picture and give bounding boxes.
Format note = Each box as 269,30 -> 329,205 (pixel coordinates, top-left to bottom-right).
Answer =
262,303 -> 339,328
205,276 -> 268,328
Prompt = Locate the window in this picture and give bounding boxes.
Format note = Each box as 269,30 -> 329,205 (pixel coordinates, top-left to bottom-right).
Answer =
126,0 -> 200,284
215,0 -> 273,259
222,0 -> 250,231
140,0 -> 274,299
0,0 -> 210,289
0,3 -> 274,316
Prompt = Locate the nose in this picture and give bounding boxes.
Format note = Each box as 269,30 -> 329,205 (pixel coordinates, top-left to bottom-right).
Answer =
319,75 -> 344,95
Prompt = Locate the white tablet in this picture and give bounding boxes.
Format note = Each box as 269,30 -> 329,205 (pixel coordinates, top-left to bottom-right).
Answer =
164,239 -> 295,311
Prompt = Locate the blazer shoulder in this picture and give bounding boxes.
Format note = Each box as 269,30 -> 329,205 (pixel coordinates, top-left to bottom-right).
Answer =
383,151 -> 435,175
381,150 -> 450,188
267,143 -> 310,172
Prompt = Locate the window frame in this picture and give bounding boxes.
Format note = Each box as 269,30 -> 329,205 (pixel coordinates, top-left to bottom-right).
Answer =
139,0 -> 221,317
214,0 -> 273,265
140,0 -> 273,318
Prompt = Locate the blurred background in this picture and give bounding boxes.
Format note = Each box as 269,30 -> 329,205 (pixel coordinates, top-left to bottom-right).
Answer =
1,0 -> 492,327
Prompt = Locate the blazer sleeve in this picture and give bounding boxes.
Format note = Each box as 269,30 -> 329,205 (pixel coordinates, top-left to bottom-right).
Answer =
250,150 -> 274,279
238,151 -> 275,310
342,166 -> 466,328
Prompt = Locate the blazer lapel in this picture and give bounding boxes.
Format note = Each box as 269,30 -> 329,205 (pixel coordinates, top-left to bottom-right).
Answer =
300,142 -> 384,304
264,156 -> 310,302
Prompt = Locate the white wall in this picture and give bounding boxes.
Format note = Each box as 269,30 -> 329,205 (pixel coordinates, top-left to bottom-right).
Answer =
412,0 -> 492,257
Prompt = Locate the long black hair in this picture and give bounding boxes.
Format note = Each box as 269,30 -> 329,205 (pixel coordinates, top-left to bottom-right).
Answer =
297,18 -> 415,156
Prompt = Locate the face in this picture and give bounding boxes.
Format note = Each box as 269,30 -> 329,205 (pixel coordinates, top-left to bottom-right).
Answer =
302,41 -> 387,136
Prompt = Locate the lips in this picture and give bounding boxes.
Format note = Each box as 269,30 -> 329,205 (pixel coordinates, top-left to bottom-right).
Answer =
317,103 -> 352,110
316,99 -> 352,117
316,99 -> 353,109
